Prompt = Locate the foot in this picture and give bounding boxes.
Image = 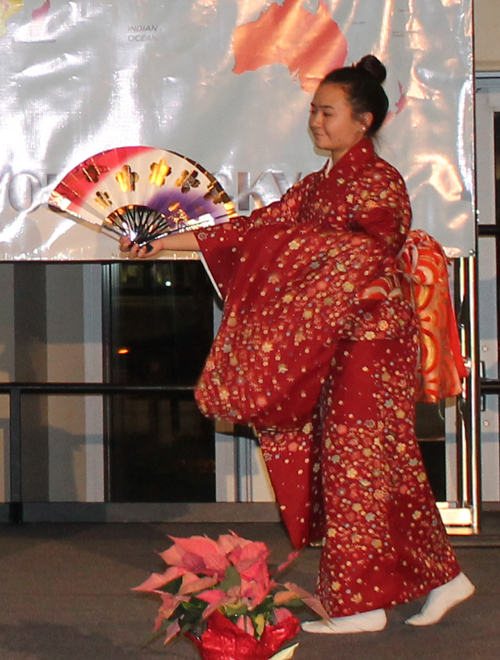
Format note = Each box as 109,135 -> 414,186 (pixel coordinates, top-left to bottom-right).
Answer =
302,609 -> 387,634
405,572 -> 475,626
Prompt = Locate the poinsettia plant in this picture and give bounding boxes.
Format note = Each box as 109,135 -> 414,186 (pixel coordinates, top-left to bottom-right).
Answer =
134,531 -> 328,659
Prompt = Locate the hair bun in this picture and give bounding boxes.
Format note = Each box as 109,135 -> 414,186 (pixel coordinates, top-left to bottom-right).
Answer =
355,55 -> 387,84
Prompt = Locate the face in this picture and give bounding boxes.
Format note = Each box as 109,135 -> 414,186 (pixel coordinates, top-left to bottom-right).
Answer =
309,83 -> 372,164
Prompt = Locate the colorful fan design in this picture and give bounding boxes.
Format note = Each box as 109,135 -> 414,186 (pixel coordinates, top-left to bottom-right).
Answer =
48,146 -> 236,246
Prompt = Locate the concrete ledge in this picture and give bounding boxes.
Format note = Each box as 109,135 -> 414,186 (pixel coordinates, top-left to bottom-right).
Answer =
21,502 -> 281,524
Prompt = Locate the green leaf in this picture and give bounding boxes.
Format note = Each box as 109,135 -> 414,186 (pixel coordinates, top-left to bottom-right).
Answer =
253,613 -> 267,637
161,576 -> 183,595
182,599 -> 205,613
218,565 -> 241,592
179,601 -> 206,624
223,603 -> 248,617
279,598 -> 303,609
251,596 -> 274,616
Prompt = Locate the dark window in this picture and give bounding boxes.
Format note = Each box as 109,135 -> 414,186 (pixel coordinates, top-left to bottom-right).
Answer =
104,260 -> 216,502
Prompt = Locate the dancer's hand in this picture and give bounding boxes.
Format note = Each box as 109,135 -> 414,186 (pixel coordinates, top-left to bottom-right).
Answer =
119,236 -> 165,258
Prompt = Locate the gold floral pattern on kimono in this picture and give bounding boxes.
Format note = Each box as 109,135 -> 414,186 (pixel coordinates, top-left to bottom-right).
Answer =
194,139 -> 462,617
195,139 -> 412,430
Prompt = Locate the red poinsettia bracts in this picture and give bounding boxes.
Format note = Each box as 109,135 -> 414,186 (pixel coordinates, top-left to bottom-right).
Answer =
133,531 -> 328,657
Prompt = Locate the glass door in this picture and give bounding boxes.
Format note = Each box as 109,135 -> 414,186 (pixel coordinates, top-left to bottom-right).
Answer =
104,260 -> 216,502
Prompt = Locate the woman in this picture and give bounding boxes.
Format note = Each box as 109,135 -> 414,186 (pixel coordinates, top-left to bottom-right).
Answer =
121,55 -> 474,633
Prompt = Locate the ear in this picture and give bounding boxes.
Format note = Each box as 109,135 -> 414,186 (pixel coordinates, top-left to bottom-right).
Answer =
359,112 -> 374,132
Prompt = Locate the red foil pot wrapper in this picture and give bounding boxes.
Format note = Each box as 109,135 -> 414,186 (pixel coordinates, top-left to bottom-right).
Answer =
187,610 -> 300,660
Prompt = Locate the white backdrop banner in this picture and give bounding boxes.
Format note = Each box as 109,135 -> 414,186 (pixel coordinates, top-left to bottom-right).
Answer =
0,0 -> 474,260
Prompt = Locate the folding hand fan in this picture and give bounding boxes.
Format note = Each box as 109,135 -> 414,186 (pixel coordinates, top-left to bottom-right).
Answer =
48,146 -> 237,246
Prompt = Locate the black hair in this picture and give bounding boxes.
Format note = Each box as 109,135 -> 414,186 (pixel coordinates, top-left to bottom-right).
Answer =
320,55 -> 389,137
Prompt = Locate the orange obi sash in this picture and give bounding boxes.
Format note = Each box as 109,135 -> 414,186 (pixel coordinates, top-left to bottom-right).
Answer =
398,229 -> 468,402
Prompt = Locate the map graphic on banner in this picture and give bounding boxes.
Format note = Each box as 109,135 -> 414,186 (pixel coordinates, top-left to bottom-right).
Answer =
232,0 -> 408,120
0,1 -> 23,36
0,0 -> 50,37
0,0 -> 474,260
232,0 -> 348,93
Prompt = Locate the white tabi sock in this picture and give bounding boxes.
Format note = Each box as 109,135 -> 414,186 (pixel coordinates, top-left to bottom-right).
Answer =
301,608 -> 387,634
405,572 -> 475,626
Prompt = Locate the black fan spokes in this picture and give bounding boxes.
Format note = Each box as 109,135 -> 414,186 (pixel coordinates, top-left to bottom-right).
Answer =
106,204 -> 232,246
106,205 -> 166,245
106,204 -> 211,246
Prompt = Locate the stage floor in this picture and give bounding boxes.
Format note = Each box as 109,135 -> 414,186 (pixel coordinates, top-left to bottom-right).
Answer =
0,519 -> 499,660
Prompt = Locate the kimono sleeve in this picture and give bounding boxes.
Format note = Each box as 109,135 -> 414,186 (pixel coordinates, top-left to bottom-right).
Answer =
195,173 -> 315,298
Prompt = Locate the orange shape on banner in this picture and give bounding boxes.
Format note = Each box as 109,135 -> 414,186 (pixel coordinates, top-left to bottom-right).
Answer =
232,0 -> 348,93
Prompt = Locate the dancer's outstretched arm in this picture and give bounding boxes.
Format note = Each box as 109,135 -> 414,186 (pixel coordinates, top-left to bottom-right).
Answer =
119,232 -> 200,258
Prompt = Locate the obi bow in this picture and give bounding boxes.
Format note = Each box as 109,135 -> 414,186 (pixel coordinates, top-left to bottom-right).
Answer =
398,229 -> 468,403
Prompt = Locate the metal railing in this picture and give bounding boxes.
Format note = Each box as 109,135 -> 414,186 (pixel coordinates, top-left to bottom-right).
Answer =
0,382 -> 193,523
480,380 -> 500,394
0,375 -> 494,527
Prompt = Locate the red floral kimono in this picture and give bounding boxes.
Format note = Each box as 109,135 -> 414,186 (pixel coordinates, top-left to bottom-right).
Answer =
195,139 -> 461,617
